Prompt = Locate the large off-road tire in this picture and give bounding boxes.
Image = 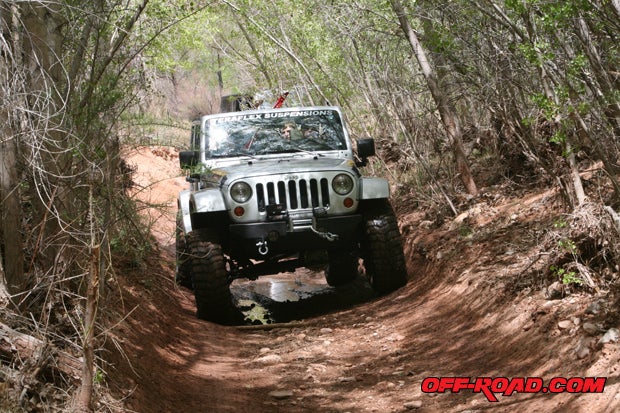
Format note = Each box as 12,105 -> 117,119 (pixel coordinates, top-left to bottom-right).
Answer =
187,230 -> 240,325
175,212 -> 192,289
361,200 -> 408,294
325,249 -> 359,287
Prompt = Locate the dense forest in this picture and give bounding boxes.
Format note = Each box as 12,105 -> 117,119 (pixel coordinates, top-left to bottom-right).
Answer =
1,0 -> 618,411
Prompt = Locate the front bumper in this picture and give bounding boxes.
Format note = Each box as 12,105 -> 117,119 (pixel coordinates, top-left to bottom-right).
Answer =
229,214 -> 362,256
229,214 -> 362,239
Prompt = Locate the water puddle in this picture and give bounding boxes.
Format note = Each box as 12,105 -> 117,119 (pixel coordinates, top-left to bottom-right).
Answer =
235,272 -> 329,302
231,269 -> 375,324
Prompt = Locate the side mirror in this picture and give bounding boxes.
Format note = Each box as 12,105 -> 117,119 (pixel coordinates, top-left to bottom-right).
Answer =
179,150 -> 199,169
356,138 -> 375,166
357,138 -> 375,158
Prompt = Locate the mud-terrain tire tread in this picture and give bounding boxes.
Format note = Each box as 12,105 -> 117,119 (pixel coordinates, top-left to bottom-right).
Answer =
325,250 -> 359,287
361,200 -> 408,294
188,230 -> 239,324
175,212 -> 192,289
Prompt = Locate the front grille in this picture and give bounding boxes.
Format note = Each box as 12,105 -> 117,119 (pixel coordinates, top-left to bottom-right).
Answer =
256,178 -> 330,211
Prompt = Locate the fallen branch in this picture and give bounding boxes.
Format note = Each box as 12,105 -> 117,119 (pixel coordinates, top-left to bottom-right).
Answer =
0,322 -> 82,379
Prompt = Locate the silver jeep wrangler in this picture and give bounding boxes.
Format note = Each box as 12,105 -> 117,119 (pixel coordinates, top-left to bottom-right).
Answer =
177,106 -> 407,324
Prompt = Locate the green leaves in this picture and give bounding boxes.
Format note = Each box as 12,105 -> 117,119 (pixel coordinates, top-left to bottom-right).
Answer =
550,265 -> 583,285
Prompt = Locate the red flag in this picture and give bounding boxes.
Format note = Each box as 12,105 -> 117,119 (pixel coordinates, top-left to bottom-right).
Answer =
273,91 -> 289,108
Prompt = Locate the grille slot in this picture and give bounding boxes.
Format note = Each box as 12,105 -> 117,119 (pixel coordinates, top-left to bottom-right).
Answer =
256,178 -> 330,212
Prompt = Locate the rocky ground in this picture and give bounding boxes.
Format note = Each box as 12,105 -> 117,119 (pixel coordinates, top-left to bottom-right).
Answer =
104,146 -> 620,413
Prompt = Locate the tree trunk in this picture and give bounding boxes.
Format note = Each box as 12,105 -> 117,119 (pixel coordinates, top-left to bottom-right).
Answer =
18,2 -> 71,280
389,0 -> 478,196
71,244 -> 99,413
0,2 -> 26,295
575,15 -> 620,143
234,15 -> 273,90
521,9 -> 586,207
0,118 -> 24,294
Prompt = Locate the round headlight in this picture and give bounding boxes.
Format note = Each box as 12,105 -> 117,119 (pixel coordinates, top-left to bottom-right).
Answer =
332,173 -> 354,195
230,181 -> 253,203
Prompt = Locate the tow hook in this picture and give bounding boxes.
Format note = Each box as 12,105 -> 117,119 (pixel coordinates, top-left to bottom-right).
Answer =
256,239 -> 269,255
311,226 -> 339,242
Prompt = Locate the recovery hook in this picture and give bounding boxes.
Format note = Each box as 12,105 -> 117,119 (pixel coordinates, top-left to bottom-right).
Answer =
256,239 -> 269,255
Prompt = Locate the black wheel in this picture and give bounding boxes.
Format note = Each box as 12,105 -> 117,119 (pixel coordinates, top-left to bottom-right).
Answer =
175,212 -> 192,289
188,230 -> 240,325
325,249 -> 359,287
361,200 -> 408,294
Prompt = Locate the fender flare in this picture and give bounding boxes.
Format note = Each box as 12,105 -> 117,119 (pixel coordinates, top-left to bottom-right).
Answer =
178,190 -> 193,234
359,177 -> 390,200
179,188 -> 228,234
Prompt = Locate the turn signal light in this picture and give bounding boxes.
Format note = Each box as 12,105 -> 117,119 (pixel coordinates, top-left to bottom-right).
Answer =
343,197 -> 354,208
234,206 -> 245,216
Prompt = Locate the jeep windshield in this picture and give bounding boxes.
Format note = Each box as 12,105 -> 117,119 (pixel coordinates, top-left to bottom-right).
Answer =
203,109 -> 348,157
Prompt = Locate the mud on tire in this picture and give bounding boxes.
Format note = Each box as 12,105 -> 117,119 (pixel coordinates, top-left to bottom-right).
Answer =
188,230 -> 240,325
361,200 -> 408,294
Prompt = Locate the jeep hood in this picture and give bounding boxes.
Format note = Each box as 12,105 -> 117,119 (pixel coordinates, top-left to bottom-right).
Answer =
208,158 -> 356,185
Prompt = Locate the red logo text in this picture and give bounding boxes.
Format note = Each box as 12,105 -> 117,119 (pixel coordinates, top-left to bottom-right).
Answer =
421,376 -> 606,402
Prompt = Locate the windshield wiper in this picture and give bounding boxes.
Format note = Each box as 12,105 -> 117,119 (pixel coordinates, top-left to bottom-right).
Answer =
276,148 -> 325,157
211,152 -> 256,159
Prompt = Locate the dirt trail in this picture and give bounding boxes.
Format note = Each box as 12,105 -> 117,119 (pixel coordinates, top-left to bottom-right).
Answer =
108,146 -> 620,413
